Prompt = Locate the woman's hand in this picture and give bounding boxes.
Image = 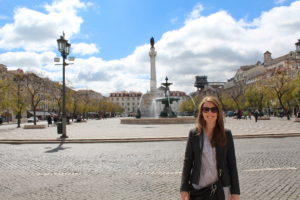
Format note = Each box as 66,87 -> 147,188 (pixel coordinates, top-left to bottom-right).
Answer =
180,191 -> 190,200
230,194 -> 240,200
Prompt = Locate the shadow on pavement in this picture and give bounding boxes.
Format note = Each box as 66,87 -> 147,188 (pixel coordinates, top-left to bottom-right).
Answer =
44,139 -> 71,153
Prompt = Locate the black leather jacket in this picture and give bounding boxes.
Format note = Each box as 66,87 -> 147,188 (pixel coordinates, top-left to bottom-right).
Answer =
180,128 -> 240,195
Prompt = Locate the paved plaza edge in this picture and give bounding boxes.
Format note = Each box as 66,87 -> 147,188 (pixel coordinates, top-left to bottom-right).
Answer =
0,117 -> 300,144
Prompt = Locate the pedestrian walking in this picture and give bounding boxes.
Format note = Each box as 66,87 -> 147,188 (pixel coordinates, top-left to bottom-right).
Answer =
180,96 -> 240,200
248,112 -> 252,120
53,116 -> 58,126
254,110 -> 259,122
47,115 -> 52,127
243,111 -> 248,120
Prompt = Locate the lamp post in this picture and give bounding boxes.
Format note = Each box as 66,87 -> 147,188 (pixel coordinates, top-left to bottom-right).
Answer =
57,32 -> 71,139
13,74 -> 24,128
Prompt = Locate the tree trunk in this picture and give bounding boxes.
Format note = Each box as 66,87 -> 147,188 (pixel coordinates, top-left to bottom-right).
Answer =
278,95 -> 289,120
17,111 -> 21,128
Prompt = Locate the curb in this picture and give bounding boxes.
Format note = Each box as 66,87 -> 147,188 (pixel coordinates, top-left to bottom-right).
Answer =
0,133 -> 299,144
233,133 -> 300,139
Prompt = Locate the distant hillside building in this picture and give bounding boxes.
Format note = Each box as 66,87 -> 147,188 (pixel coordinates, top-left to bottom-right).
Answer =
224,39 -> 300,91
77,90 -> 104,100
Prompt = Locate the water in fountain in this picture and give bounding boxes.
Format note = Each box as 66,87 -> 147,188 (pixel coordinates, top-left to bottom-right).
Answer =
151,99 -> 160,118
136,93 -> 146,118
187,95 -> 198,117
167,90 -> 171,108
187,95 -> 196,107
138,93 -> 145,109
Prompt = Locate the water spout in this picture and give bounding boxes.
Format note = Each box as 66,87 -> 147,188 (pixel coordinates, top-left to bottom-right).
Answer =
187,95 -> 196,107
138,93 -> 145,109
151,99 -> 159,118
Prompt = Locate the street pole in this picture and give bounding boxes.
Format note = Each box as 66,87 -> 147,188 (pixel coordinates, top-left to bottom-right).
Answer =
43,84 -> 45,121
57,33 -> 70,139
62,55 -> 67,138
17,81 -> 20,128
56,33 -> 72,138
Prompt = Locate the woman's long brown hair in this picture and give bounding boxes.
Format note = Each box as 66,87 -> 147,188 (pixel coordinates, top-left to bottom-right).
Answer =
196,96 -> 227,147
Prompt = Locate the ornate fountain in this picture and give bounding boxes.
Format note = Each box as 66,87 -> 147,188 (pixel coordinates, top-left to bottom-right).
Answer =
156,77 -> 179,118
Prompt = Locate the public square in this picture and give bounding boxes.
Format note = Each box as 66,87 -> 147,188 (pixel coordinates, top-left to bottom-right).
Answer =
0,137 -> 299,200
0,117 -> 300,141
1,1 -> 300,199
0,117 -> 299,199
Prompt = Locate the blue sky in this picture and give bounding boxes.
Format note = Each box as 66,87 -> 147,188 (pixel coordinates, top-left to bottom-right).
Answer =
0,0 -> 299,95
0,0 -> 292,59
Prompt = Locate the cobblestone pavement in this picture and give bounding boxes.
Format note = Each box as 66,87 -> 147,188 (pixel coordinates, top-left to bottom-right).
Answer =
0,137 -> 299,200
0,117 -> 300,140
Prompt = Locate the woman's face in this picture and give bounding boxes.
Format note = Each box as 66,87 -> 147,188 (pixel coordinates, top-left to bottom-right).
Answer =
201,101 -> 218,125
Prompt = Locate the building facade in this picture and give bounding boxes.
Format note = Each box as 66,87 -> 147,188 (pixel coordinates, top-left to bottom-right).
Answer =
224,39 -> 300,91
77,90 -> 103,100
109,91 -> 142,115
168,90 -> 190,114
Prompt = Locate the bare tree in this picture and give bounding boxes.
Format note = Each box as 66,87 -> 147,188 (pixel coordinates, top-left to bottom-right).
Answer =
78,91 -> 90,119
226,82 -> 245,111
263,69 -> 296,120
0,78 -> 11,123
48,82 -> 62,117
24,73 -> 45,125
68,89 -> 81,121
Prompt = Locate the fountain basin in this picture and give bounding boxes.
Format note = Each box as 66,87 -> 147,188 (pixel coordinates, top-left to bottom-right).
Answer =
120,117 -> 196,125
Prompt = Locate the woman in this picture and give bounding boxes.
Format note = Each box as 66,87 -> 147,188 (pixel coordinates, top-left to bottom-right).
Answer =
180,96 -> 240,200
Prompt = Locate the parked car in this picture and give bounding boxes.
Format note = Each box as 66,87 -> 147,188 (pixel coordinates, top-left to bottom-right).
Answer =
27,117 -> 39,123
226,111 -> 235,117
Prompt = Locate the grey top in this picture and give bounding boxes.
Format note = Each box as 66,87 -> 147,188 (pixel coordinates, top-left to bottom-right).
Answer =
192,131 -> 230,199
192,132 -> 218,189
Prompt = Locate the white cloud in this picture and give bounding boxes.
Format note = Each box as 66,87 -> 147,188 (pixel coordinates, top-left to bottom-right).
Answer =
171,17 -> 178,24
72,43 -> 99,55
0,0 -> 87,52
185,3 -> 204,22
274,0 -> 287,5
44,0 -> 87,13
0,51 -> 57,74
1,0 -> 300,96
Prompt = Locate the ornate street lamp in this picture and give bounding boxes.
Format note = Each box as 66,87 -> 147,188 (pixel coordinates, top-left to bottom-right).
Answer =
57,32 -> 71,139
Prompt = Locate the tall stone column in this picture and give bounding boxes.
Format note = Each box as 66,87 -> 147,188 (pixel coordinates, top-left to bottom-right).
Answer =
149,37 -> 157,92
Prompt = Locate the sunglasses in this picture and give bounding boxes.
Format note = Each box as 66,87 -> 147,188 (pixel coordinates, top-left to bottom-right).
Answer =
202,107 -> 218,113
